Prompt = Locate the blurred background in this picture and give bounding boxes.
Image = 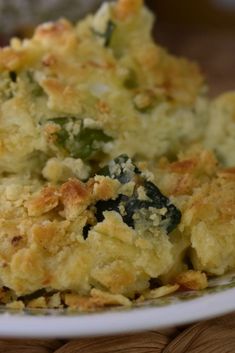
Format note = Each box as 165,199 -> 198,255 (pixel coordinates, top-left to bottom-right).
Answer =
149,0 -> 235,96
0,0 -> 235,96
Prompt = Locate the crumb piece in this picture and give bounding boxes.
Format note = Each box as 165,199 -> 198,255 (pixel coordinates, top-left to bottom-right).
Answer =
5,185 -> 23,201
90,288 -> 132,307
93,175 -> 120,201
42,157 -> 90,182
65,289 -> 131,311
27,296 -> 47,308
6,300 -> 25,310
26,186 -> 59,216
64,293 -> 86,310
115,0 -> 143,20
175,270 -> 208,290
47,293 -> 62,308
140,284 -> 179,300
60,178 -> 91,219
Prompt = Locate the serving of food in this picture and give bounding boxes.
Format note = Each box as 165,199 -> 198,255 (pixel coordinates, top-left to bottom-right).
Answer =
0,0 -> 234,316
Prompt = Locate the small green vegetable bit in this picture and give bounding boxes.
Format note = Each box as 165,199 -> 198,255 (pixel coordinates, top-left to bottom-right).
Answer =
92,20 -> 116,47
73,127 -> 113,160
48,117 -> 113,161
26,71 -> 44,97
124,69 -> 138,89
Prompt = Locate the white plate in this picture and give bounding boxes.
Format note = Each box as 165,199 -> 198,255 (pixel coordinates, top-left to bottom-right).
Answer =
0,272 -> 234,338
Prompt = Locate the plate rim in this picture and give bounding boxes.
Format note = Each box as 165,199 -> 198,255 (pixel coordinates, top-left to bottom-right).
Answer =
0,287 -> 234,338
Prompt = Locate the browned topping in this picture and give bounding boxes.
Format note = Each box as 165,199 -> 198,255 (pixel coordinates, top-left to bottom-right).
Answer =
42,78 -> 77,99
42,53 -> 57,67
218,167 -> 235,179
26,186 -> 59,217
64,289 -> 131,311
173,177 -> 196,196
35,20 -> 72,39
93,176 -> 120,201
31,220 -> 69,255
169,159 -> 197,174
114,0 -> 143,20
96,100 -> 111,114
60,179 -> 91,207
175,270 -> 208,291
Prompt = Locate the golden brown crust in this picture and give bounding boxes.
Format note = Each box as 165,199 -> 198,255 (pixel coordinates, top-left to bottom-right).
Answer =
0,148 -> 234,308
60,179 -> 92,219
26,186 -> 59,216
174,270 -> 208,291
152,149 -> 235,276
217,167 -> 235,179
93,176 -> 120,201
64,289 -> 131,311
154,149 -> 218,197
114,0 -> 143,20
139,284 -> 180,301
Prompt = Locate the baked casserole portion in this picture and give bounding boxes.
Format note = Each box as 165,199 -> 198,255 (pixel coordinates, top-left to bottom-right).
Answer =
0,148 -> 235,309
0,0 -> 207,177
0,0 -> 234,309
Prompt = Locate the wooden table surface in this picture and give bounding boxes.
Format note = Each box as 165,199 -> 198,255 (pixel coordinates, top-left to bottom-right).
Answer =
155,26 -> 235,97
